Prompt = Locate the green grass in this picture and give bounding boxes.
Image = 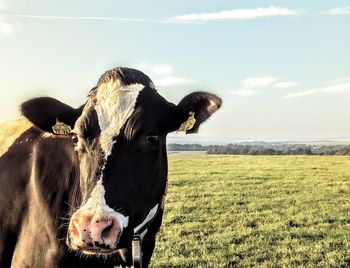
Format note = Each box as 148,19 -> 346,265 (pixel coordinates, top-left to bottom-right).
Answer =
150,155 -> 350,268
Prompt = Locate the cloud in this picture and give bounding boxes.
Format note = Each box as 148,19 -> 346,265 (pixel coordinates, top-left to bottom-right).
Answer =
152,65 -> 173,76
0,4 -> 21,35
0,7 -> 300,26
326,7 -> 350,15
230,89 -> 258,96
285,90 -> 318,98
138,63 -> 194,87
0,21 -> 19,35
325,78 -> 350,85
272,82 -> 298,89
284,81 -> 350,98
154,76 -> 194,87
0,13 -> 174,24
242,77 -> 279,88
233,76 -> 299,97
321,82 -> 350,93
171,6 -> 300,22
138,63 -> 173,76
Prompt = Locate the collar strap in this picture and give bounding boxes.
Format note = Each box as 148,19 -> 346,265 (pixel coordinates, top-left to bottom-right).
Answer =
132,204 -> 160,268
132,179 -> 168,267
132,236 -> 142,268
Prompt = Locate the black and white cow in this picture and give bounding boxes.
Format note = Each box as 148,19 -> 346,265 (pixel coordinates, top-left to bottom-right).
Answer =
0,67 -> 221,268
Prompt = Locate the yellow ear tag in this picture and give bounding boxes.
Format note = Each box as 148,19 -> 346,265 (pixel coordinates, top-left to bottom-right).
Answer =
52,119 -> 72,135
178,112 -> 196,132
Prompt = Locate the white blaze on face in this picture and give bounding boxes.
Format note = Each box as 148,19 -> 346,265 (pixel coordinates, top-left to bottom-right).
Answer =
72,79 -> 144,231
79,179 -> 129,228
95,80 -> 144,158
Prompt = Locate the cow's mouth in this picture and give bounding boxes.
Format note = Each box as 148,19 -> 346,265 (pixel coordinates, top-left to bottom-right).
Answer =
77,246 -> 119,256
67,229 -> 122,255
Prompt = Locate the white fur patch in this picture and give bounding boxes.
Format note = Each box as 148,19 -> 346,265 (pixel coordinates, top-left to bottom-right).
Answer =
208,99 -> 219,114
80,179 -> 129,228
95,80 -> 144,158
70,79 -> 142,233
134,204 -> 159,234
41,132 -> 55,139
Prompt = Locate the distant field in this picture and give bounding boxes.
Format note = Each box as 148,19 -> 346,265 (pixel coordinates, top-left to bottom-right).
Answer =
150,155 -> 350,268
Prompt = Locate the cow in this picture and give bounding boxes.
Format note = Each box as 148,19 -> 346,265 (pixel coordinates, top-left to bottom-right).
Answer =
0,67 -> 221,268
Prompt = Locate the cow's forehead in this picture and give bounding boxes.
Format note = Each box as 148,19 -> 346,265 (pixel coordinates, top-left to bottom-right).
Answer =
75,68 -> 159,158
94,79 -> 145,157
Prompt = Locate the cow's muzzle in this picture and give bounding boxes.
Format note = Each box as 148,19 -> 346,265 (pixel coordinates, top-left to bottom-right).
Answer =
67,211 -> 124,254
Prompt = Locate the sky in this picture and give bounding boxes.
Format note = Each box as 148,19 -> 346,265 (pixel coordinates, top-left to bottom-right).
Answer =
0,1 -> 350,143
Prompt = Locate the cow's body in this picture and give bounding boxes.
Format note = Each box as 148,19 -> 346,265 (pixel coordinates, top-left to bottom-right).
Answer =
0,67 -> 221,267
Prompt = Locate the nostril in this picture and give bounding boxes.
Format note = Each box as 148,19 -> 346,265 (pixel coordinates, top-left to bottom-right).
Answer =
101,222 -> 114,239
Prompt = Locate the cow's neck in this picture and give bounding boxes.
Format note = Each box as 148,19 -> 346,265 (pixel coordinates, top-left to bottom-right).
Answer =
11,143 -> 74,267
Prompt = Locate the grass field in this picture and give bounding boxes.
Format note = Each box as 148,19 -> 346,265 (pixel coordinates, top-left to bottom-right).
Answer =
150,154 -> 350,268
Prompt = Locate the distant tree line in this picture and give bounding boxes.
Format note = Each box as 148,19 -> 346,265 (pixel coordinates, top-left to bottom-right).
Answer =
167,143 -> 350,155
207,144 -> 350,155
167,143 -> 207,151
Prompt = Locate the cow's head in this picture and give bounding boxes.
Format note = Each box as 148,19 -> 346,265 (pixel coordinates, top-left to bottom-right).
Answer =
21,67 -> 221,255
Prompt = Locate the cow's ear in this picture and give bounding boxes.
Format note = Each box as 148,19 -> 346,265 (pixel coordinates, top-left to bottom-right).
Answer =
21,97 -> 83,133
176,92 -> 222,134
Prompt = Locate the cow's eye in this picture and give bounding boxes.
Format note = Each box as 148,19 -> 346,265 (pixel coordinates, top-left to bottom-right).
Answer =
145,134 -> 159,145
70,133 -> 79,144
